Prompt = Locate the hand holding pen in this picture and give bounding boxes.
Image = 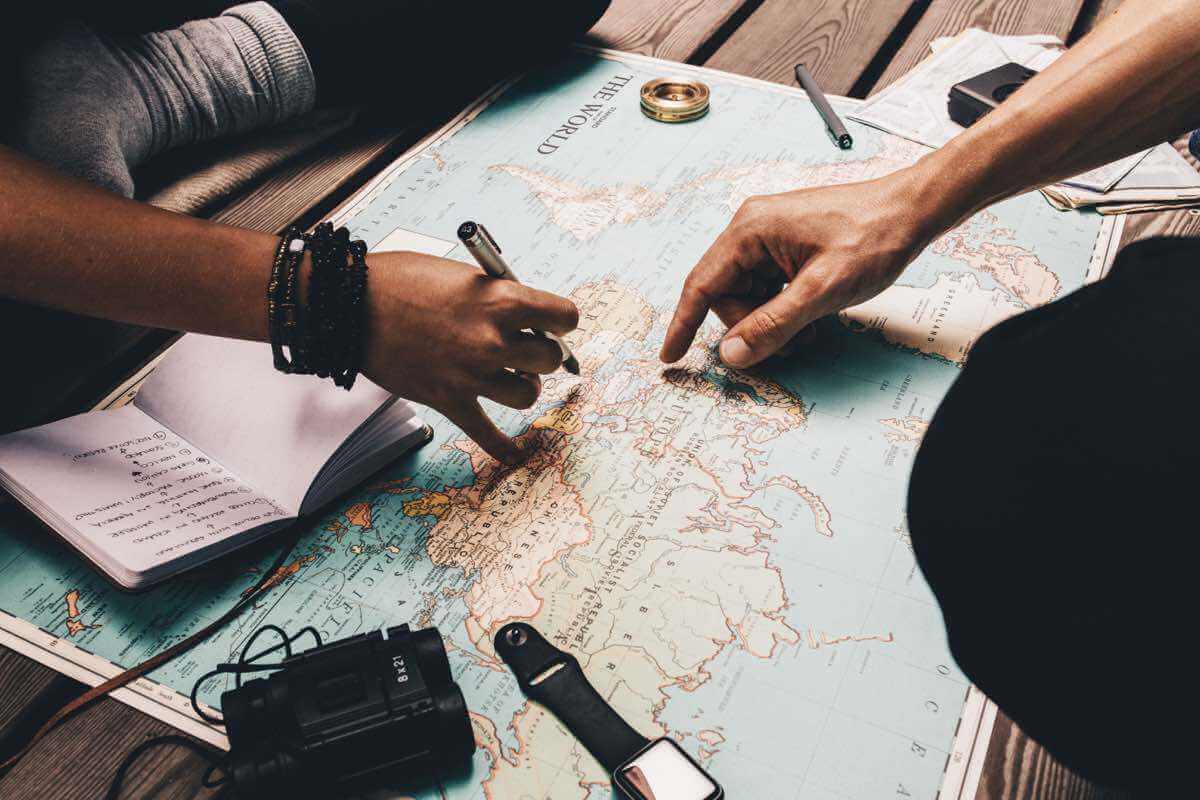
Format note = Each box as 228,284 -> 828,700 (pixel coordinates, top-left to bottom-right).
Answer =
358,248 -> 577,465
458,221 -> 581,374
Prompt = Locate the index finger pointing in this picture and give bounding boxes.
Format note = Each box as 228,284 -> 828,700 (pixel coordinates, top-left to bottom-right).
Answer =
445,400 -> 524,465
660,226 -> 763,363
660,279 -> 715,364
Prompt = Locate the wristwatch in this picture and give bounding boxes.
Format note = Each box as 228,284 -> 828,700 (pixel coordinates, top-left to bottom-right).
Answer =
495,622 -> 724,800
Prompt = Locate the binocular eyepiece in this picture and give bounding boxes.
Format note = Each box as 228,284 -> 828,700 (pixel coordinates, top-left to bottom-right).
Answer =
222,624 -> 474,798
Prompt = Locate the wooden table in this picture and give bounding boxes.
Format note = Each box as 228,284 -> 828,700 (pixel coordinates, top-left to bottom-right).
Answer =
1,1 -> 1192,797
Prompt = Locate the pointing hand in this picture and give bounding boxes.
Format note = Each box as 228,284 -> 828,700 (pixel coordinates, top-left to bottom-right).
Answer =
660,170 -> 946,368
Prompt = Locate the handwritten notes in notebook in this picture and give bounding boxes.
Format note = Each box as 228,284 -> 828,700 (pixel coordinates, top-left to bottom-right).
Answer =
0,334 -> 424,588
0,405 -> 286,577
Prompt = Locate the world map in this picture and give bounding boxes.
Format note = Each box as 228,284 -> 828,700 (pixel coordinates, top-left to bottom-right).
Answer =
0,50 -> 1116,798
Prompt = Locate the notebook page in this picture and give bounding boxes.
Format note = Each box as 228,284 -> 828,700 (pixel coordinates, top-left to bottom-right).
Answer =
0,404 -> 287,580
133,335 -> 392,513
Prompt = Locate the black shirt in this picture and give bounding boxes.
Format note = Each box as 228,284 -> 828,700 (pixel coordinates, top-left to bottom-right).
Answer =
908,235 -> 1197,791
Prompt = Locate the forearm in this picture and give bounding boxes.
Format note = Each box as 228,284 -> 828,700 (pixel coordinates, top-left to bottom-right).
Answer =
0,145 -> 273,341
912,0 -> 1200,232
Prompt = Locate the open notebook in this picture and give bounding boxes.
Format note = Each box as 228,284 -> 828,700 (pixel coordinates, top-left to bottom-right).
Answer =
0,334 -> 429,589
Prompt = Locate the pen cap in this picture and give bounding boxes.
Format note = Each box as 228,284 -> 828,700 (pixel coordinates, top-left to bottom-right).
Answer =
457,221 -> 502,254
457,221 -> 479,243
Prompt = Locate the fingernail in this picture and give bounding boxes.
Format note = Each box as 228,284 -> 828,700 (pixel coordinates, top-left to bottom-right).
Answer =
720,336 -> 753,368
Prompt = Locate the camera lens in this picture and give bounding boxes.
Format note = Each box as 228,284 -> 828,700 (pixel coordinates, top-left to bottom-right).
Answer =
229,743 -> 305,796
411,626 -> 454,685
223,678 -> 270,751
432,683 -> 476,766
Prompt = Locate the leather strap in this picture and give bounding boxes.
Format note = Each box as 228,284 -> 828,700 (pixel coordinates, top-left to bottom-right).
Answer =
495,622 -> 648,773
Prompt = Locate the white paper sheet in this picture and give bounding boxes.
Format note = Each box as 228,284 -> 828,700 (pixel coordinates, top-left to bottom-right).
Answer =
1042,141 -> 1200,210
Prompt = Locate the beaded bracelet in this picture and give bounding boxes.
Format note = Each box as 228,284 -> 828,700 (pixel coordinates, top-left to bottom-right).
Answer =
267,226 -> 308,373
266,227 -> 294,361
305,223 -> 343,380
267,223 -> 368,390
331,239 -> 369,390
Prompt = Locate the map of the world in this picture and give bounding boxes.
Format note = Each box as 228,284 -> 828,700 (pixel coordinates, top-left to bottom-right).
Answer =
0,49 -> 1118,799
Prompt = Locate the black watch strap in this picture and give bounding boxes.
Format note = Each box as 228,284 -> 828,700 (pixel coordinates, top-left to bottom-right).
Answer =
495,622 -> 649,773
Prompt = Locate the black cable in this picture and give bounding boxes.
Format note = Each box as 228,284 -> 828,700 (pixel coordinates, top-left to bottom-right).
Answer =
190,664 -> 272,725
104,734 -> 228,800
202,761 -> 228,789
236,624 -> 293,689
235,624 -> 321,688
189,624 -> 323,722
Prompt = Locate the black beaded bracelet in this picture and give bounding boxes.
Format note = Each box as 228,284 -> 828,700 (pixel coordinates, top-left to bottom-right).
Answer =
305,223 -> 342,380
267,223 -> 368,390
331,239 -> 369,390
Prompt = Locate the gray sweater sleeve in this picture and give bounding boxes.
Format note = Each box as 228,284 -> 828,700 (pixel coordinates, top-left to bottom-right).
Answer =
7,2 -> 315,197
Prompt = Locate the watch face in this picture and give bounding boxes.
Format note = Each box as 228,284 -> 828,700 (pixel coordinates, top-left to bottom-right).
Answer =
613,738 -> 722,800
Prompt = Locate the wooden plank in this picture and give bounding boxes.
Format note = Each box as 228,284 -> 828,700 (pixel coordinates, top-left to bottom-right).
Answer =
209,125 -> 410,235
0,652 -> 59,733
978,712 -> 1132,800
0,646 -> 211,798
704,0 -> 919,95
872,0 -> 1086,92
0,698 -> 214,800
586,0 -> 756,63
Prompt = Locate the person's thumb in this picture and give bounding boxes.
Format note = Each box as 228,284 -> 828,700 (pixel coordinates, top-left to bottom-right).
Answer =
718,283 -> 819,368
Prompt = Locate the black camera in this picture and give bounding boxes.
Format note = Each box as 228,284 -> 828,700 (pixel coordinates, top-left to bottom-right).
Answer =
221,624 -> 475,798
948,62 -> 1039,128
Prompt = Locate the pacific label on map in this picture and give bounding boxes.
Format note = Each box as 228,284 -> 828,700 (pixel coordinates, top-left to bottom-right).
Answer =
0,50 -> 1115,799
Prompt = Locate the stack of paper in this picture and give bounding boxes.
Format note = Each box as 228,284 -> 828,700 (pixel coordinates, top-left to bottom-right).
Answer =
849,29 -> 1200,215
1040,143 -> 1200,214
